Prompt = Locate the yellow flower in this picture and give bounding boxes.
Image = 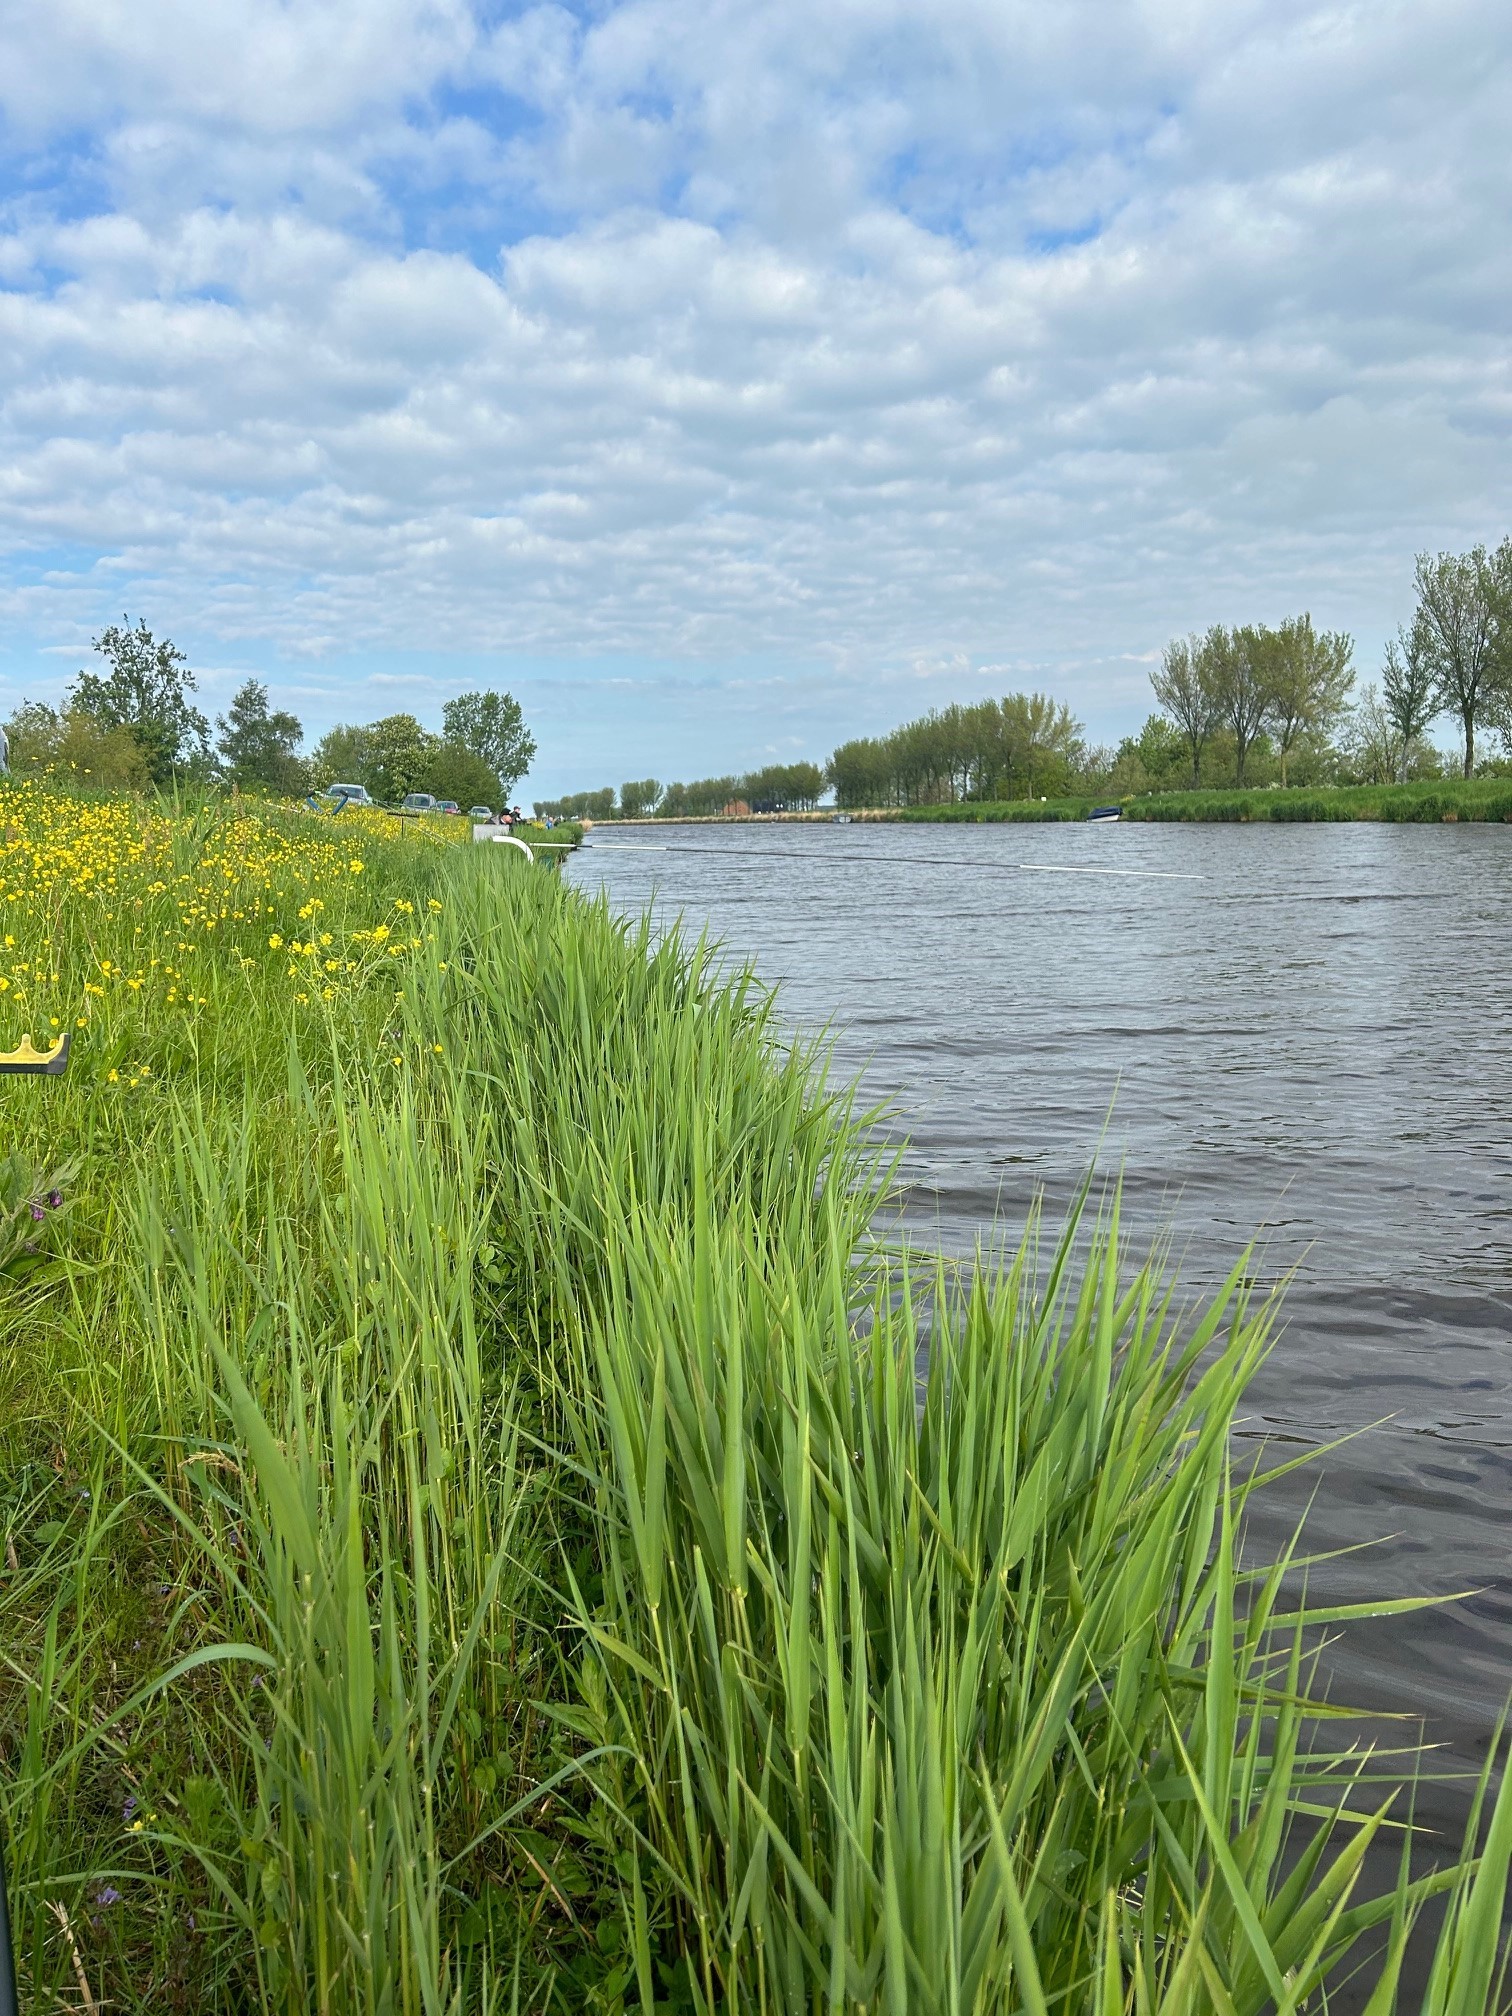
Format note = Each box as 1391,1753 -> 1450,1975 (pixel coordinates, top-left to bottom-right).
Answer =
268,934 -> 283,950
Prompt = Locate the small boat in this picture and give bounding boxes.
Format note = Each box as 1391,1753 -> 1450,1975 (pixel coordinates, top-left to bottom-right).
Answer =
831,812 -> 853,824
1086,805 -> 1122,823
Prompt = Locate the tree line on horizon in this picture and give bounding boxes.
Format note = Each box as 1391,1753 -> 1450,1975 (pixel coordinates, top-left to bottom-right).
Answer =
8,538 -> 1509,816
2,619 -> 537,807
533,761 -> 827,822
539,537 -> 1512,815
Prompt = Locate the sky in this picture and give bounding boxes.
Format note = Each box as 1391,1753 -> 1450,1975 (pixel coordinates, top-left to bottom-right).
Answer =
1,0 -> 1509,800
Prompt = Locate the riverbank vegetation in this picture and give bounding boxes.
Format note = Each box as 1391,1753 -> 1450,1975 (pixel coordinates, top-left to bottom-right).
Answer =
2,778 -> 1511,2011
893,776 -> 1512,823
533,761 -> 827,822
4,619 -> 538,814
531,536 -> 1512,821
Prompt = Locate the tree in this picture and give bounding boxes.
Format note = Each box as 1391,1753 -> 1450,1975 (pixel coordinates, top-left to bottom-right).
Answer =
309,723 -> 373,790
1199,624 -> 1271,786
1150,635 -> 1217,786
1337,684 -> 1401,785
424,742 -> 501,810
216,679 -> 305,793
534,786 -> 615,820
1487,536 -> 1512,756
1412,546 -> 1501,776
70,618 -> 210,783
660,777 -> 739,818
363,715 -> 440,804
1001,692 -> 1083,798
1264,616 -> 1353,786
618,779 -> 662,819
1380,622 -> 1440,781
744,761 -> 825,811
3,701 -> 151,790
441,691 -> 537,796
828,738 -> 892,810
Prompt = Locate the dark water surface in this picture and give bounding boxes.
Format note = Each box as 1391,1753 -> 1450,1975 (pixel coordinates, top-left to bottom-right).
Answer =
567,819 -> 1512,1773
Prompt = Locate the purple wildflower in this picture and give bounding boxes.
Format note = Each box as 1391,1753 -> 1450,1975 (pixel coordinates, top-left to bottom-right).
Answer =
123,1796 -> 138,1824
45,1190 -> 62,1209
28,1203 -> 44,1222
94,1886 -> 122,1909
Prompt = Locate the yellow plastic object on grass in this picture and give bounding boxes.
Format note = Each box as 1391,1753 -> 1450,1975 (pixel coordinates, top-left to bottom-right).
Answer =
0,1030 -> 70,1074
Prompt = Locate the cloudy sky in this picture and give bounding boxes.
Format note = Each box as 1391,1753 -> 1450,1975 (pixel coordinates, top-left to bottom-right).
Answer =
1,0 -> 1509,796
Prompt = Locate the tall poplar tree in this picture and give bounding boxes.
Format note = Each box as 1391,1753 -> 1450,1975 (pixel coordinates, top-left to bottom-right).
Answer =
1412,545 -> 1500,776
1150,635 -> 1216,785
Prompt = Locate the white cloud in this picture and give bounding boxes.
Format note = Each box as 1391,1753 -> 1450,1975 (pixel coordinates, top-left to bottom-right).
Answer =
1,0 -> 1510,786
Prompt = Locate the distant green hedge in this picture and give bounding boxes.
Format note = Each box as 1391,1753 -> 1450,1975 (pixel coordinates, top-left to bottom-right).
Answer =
1123,779 -> 1512,823
883,780 -> 1512,825
890,798 -> 1092,823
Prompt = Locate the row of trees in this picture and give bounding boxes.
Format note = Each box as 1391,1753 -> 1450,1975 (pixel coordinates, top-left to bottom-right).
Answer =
573,538 -> 1512,817
1152,541 -> 1512,787
308,692 -> 534,807
829,694 -> 1083,808
3,619 -> 537,806
534,762 -> 826,821
1151,616 -> 1354,788
538,698 -> 1089,821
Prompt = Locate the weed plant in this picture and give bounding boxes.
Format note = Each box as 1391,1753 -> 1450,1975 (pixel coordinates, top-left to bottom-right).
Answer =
0,794 -> 1509,2012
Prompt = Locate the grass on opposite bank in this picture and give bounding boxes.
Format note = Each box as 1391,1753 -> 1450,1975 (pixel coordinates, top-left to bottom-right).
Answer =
2,786 -> 1511,2013
882,776 -> 1512,822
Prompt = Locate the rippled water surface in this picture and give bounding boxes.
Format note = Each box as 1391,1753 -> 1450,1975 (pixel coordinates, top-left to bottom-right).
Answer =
566,819 -> 1512,1764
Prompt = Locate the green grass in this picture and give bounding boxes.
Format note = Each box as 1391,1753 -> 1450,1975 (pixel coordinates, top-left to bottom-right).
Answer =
888,799 -> 1095,823
1124,778 -> 1512,822
2,799 -> 1511,2012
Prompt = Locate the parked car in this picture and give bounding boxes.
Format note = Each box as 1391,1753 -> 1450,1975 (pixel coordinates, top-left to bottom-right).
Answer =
469,804 -> 492,820
401,793 -> 438,813
325,782 -> 373,807
438,800 -> 461,816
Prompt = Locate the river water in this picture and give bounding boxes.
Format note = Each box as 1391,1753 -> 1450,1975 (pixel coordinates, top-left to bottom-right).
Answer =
566,818 -> 1512,1786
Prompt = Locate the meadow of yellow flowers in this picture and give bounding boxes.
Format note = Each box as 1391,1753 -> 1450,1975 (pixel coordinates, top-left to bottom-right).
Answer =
0,783 -> 469,1088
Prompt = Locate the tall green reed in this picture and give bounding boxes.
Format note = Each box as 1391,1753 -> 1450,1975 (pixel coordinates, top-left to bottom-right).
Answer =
3,832 -> 1509,2013
419,849 -> 1512,2014
122,1065 -> 544,2015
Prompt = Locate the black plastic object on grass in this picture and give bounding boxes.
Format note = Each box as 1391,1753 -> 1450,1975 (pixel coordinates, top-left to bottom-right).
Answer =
0,1825 -> 14,2016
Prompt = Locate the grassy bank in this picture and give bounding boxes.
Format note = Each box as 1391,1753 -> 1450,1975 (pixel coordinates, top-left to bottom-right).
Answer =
1124,777 -> 1512,822
879,776 -> 1512,823
3,783 -> 1511,2012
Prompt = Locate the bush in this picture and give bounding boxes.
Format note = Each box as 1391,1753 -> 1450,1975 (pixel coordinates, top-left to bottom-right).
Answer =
5,701 -> 152,790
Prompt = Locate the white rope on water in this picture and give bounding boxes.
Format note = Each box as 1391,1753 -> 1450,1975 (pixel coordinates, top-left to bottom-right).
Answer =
1015,862 -> 1206,881
578,840 -> 1207,882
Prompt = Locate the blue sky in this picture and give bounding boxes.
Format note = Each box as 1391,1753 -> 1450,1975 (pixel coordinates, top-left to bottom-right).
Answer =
2,0 -> 1509,799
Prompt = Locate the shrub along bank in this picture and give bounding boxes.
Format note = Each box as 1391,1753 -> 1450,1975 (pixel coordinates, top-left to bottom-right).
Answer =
1123,777 -> 1512,821
885,775 -> 1512,823
2,792 -> 1510,2012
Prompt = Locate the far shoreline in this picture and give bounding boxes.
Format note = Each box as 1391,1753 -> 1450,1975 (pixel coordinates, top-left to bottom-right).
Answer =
584,775 -> 1512,827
